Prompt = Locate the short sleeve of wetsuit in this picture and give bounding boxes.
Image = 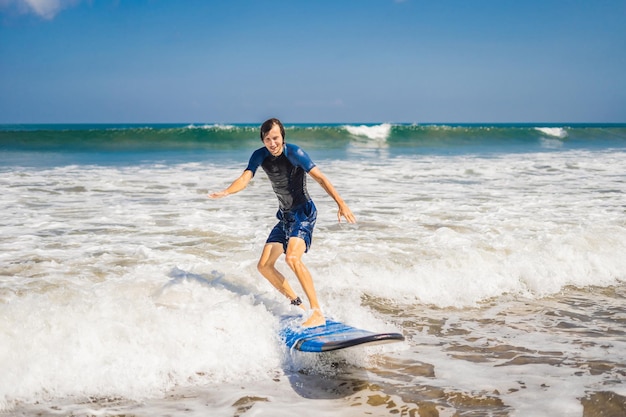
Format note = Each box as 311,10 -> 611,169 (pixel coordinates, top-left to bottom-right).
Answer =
284,143 -> 316,172
245,147 -> 270,176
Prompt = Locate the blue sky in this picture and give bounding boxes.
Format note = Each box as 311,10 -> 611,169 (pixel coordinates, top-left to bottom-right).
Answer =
1,0 -> 625,123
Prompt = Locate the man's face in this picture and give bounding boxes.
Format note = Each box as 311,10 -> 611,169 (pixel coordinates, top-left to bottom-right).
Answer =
262,124 -> 284,156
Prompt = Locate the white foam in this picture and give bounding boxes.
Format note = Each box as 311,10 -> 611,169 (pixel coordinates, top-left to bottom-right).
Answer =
0,266 -> 282,403
186,123 -> 236,130
343,123 -> 392,141
535,127 -> 568,138
329,152 -> 622,299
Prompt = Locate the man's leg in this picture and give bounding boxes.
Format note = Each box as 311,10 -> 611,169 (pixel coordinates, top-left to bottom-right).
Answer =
285,237 -> 325,327
257,242 -> 304,308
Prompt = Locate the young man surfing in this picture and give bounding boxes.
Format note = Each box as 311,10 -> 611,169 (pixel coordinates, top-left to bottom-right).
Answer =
209,118 -> 356,327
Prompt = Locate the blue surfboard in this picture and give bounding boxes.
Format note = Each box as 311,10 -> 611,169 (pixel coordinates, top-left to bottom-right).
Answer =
281,317 -> 404,352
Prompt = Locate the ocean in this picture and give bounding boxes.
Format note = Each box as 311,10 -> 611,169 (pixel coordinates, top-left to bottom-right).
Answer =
1,123 -> 625,416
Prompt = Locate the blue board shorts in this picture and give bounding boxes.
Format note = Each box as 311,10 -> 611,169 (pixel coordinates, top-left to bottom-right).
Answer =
266,200 -> 317,253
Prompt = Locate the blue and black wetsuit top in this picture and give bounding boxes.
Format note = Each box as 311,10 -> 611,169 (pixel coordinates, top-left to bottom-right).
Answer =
245,143 -> 316,212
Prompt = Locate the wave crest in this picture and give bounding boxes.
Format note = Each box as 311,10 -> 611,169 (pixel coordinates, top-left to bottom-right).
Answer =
535,127 -> 568,139
343,123 -> 392,141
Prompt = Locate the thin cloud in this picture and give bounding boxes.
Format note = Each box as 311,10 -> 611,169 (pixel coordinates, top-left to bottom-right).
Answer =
1,0 -> 82,20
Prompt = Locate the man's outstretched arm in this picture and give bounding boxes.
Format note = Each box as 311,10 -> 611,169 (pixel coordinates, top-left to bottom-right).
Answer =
208,170 -> 253,199
308,167 -> 356,223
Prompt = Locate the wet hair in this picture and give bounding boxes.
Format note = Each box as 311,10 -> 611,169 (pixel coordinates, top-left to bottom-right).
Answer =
260,118 -> 285,142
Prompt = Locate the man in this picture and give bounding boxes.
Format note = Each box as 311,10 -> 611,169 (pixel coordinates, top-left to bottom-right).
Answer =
209,118 -> 356,327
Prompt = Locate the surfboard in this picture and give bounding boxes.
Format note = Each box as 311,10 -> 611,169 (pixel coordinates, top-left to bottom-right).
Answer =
281,316 -> 404,352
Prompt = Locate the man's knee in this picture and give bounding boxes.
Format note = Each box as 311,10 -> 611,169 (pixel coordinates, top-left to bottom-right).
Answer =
257,259 -> 271,274
284,252 -> 303,271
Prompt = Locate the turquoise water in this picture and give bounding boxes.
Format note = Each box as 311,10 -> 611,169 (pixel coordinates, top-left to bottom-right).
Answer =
2,123 -> 625,166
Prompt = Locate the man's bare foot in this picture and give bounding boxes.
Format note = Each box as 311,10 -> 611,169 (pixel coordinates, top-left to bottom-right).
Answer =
302,308 -> 325,328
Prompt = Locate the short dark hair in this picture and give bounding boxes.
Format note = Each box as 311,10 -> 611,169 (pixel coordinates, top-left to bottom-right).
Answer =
260,118 -> 285,141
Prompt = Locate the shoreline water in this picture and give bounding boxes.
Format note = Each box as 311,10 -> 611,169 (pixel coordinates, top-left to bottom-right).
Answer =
7,285 -> 626,416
